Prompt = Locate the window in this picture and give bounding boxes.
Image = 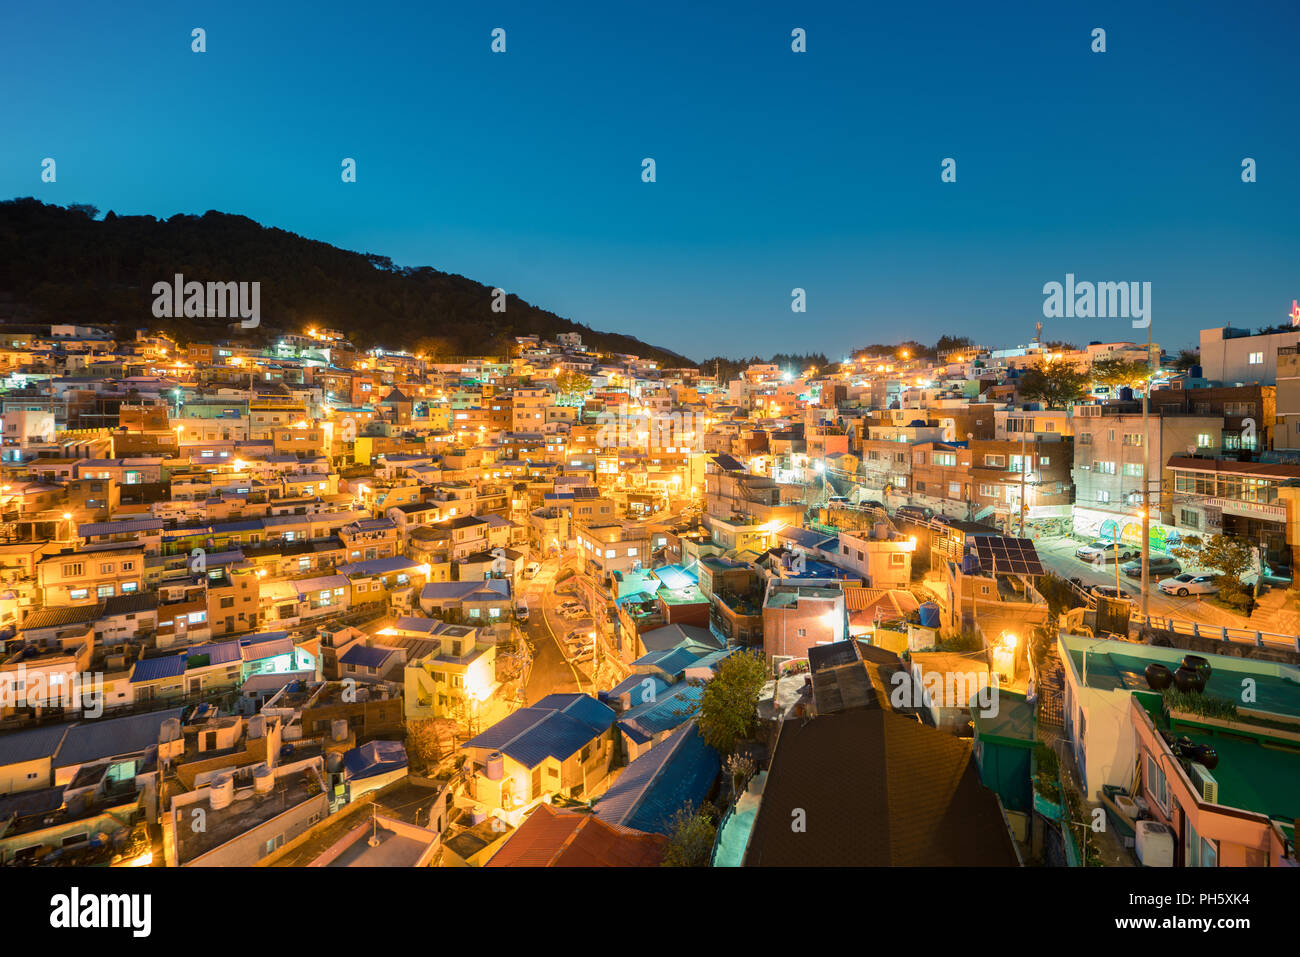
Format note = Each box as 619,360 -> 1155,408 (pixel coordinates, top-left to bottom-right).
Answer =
979,484 -> 996,497
1145,755 -> 1168,812
1097,461 -> 1117,475
1248,351 -> 1263,365
62,563 -> 84,577
1123,463 -> 1143,477
1185,818 -> 1218,867
1096,490 -> 1111,504
96,584 -> 114,598
70,588 -> 89,600
1179,509 -> 1200,530
1039,456 -> 1050,466
983,454 -> 1005,467
1197,433 -> 1213,449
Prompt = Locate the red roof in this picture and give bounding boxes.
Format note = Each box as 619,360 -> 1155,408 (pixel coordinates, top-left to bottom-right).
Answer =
485,804 -> 667,867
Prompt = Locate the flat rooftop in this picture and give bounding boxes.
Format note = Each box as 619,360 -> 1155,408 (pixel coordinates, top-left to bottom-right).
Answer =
1063,639 -> 1300,721
176,767 -> 321,864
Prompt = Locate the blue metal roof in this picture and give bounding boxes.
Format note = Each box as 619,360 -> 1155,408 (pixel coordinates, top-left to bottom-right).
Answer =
617,682 -> 704,745
130,654 -> 187,683
340,645 -> 396,669
533,693 -> 616,735
344,740 -> 408,780
599,674 -> 669,708
633,646 -> 708,677
466,696 -> 615,769
594,721 -> 718,835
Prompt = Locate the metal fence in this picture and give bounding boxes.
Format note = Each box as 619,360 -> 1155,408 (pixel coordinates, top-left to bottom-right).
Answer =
1131,614 -> 1300,653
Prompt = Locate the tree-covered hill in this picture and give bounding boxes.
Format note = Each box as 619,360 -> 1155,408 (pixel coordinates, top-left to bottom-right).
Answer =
0,198 -> 694,366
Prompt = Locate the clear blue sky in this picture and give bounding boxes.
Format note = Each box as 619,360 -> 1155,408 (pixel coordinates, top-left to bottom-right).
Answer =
2,0 -> 1298,361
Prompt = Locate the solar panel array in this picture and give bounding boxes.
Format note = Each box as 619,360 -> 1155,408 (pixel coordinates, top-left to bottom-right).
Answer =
972,536 -> 1045,576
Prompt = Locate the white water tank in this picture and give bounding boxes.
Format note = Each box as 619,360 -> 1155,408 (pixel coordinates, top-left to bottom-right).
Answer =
158,718 -> 181,744
253,763 -> 274,794
470,805 -> 487,825
209,773 -> 235,811
485,751 -> 505,780
247,714 -> 266,739
331,719 -> 349,742
1136,821 -> 1174,866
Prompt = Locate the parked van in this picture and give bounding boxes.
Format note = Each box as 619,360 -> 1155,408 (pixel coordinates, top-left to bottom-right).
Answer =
525,561 -> 541,579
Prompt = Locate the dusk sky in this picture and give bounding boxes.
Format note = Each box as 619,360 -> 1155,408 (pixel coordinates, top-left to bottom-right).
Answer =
3,0 -> 1298,360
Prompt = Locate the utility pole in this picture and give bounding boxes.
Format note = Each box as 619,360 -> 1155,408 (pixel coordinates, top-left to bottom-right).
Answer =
1141,324 -> 1153,619
1018,428 -> 1028,538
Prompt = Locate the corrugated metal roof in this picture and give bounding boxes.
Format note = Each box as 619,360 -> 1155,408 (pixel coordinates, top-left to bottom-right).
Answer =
466,696 -> 614,769
54,707 -> 185,767
340,645 -> 396,669
78,519 -> 164,537
616,683 -> 704,744
0,722 -> 70,766
129,654 -> 186,683
19,603 -> 103,631
595,721 -> 718,835
337,556 -> 421,576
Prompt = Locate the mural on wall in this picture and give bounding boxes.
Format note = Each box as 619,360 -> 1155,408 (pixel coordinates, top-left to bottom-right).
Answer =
1074,508 -> 1179,554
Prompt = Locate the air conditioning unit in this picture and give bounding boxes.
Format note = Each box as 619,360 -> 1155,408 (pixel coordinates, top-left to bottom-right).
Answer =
1189,763 -> 1219,804
1135,820 -> 1175,867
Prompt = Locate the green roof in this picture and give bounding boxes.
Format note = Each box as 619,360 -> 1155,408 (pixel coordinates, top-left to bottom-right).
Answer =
972,691 -> 1035,745
1182,731 -> 1300,823
1063,638 -> 1300,722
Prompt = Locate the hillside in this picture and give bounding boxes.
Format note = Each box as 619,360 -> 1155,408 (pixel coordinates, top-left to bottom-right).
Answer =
0,198 -> 693,366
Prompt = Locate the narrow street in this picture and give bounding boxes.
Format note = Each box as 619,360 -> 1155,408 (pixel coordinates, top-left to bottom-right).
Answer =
520,556 -> 584,702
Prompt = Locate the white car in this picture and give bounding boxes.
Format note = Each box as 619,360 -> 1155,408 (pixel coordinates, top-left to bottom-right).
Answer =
1089,584 -> 1129,602
1075,540 -> 1137,564
1158,573 -> 1220,597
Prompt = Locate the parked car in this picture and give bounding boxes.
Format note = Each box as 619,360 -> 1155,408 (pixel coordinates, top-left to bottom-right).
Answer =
525,561 -> 541,578
894,505 -> 932,523
1121,556 -> 1181,581
1089,584 -> 1129,602
860,500 -> 886,511
1158,573 -> 1220,597
1075,540 -> 1136,564
565,628 -> 594,644
514,604 -> 529,622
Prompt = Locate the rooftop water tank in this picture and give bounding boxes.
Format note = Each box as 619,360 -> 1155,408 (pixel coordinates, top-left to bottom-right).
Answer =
918,602 -> 941,629
158,717 -> 181,744
485,751 -> 505,781
253,763 -> 274,794
209,773 -> 235,811
471,805 -> 487,826
331,718 -> 349,742
247,714 -> 266,739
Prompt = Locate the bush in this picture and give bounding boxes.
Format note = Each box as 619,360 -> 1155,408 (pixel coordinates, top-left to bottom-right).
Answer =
662,801 -> 717,867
